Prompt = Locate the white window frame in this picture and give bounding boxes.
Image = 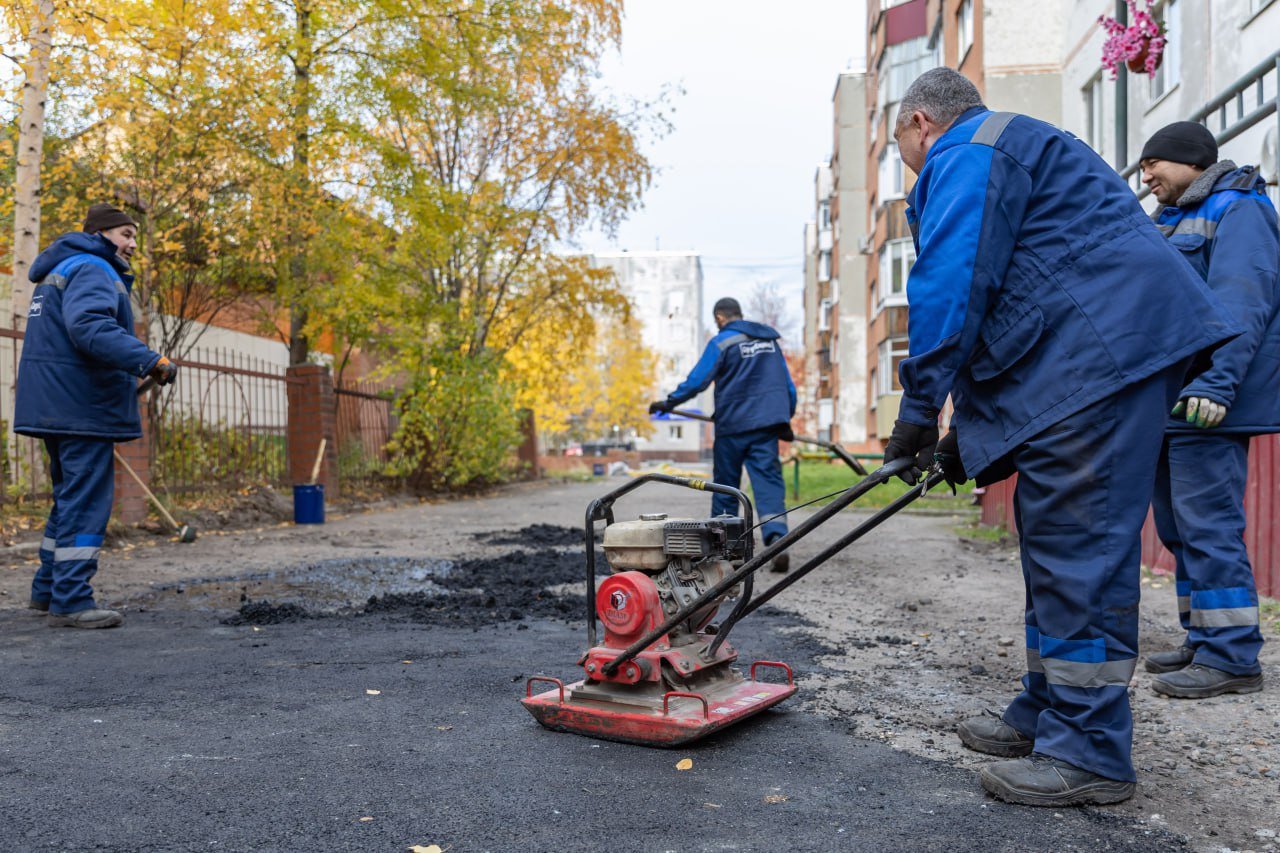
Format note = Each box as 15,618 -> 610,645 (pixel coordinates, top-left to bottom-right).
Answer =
818,298 -> 832,332
877,237 -> 915,310
669,424 -> 683,440
877,336 -> 911,397
1149,0 -> 1180,103
878,142 -> 905,203
958,0 -> 974,64
1083,73 -> 1104,153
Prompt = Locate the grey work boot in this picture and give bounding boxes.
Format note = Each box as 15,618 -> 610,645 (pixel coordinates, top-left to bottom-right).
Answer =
980,755 -> 1135,807
47,608 -> 123,629
1151,664 -> 1263,699
1144,645 -> 1194,674
28,599 -> 50,614
957,713 -> 1034,757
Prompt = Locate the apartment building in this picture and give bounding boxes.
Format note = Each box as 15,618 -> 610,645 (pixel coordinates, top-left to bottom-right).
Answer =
590,250 -> 710,460
800,74 -> 873,448
861,0 -> 1064,443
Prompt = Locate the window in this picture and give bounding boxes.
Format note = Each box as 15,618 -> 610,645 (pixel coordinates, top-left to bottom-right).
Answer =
958,0 -> 974,64
817,251 -> 831,283
1083,74 -> 1104,153
1248,0 -> 1276,18
879,36 -> 933,109
669,425 -> 683,440
877,337 -> 911,396
818,298 -> 832,331
878,143 -> 905,202
1150,0 -> 1179,102
878,238 -> 915,309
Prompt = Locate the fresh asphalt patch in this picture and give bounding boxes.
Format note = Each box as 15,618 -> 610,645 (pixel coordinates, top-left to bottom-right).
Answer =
0,533 -> 1188,851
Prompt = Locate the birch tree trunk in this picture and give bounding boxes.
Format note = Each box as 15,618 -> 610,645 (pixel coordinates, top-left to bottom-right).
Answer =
10,0 -> 55,332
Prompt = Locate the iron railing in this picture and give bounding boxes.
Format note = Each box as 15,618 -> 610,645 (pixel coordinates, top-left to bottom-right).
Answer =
1120,49 -> 1280,198
335,378 -> 395,486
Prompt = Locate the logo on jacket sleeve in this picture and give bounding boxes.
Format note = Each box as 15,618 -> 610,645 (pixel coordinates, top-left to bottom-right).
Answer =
738,339 -> 776,358
27,295 -> 43,318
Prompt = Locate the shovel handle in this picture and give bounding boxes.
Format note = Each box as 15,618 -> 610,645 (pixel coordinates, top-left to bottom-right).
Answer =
113,450 -> 182,531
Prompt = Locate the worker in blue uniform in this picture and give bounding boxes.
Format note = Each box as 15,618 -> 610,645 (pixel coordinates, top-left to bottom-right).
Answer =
16,203 -> 178,629
881,69 -> 1238,807
1138,121 -> 1279,698
650,297 -> 797,572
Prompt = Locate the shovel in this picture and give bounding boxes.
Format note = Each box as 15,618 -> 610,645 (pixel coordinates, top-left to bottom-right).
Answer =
119,371 -> 197,542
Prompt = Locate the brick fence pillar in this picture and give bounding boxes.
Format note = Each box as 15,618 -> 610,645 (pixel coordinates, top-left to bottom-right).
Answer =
113,393 -> 152,524
516,409 -> 540,479
287,364 -> 339,498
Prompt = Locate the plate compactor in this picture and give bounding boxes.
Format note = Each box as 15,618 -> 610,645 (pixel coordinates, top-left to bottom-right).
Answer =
522,457 -> 941,747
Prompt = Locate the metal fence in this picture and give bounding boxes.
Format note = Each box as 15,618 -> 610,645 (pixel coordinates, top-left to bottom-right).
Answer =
0,329 -> 51,505
335,377 -> 395,486
150,347 -> 293,496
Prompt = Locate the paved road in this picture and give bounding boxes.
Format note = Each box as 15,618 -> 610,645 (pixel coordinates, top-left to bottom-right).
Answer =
1,595 -> 1183,852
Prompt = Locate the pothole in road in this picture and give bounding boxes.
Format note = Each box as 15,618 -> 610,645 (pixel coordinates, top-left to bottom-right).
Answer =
132,542 -> 596,630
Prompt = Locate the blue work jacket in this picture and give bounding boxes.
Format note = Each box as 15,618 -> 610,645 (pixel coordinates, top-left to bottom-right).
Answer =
1155,163 -> 1280,435
899,108 -> 1239,478
666,320 -> 796,436
15,232 -> 162,441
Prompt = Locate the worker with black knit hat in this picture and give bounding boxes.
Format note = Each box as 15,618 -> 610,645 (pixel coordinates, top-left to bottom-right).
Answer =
649,296 -> 797,572
1140,122 -> 1280,697
14,203 -> 178,629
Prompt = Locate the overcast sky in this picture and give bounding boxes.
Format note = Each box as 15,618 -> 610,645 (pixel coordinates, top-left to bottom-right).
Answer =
581,0 -> 868,336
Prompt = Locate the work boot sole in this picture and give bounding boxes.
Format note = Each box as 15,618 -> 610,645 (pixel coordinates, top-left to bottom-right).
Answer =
47,612 -> 123,629
957,724 -> 1034,758
770,552 -> 790,574
979,767 -> 1135,807
1152,673 -> 1263,699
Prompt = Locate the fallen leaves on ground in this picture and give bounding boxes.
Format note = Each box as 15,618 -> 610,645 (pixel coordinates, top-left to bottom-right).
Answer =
408,846 -> 443,853
764,794 -> 789,804
675,758 -> 693,771
366,689 -> 382,695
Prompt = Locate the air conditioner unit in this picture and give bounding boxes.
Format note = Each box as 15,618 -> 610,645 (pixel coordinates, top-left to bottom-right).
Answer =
858,234 -> 874,255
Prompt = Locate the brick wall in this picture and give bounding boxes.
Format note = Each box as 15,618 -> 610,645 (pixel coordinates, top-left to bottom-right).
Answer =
287,364 -> 339,497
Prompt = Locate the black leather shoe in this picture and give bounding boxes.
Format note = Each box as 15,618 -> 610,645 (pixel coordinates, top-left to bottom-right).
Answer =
980,755 -> 1135,806
1144,646 -> 1194,674
957,713 -> 1034,757
1151,664 -> 1263,699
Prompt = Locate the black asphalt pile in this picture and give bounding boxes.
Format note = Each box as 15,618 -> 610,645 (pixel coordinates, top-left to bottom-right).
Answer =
364,548 -> 595,628
474,523 -> 584,547
225,600 -> 312,625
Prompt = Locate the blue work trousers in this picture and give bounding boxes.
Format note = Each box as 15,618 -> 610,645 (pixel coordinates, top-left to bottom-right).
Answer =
1150,433 -> 1263,676
1002,365 -> 1185,783
30,437 -> 116,615
712,427 -> 786,542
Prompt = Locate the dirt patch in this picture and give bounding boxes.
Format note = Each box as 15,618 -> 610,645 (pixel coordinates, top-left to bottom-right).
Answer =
182,485 -> 295,530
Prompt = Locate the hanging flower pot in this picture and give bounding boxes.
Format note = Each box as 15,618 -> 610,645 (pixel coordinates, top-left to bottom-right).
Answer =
1099,0 -> 1166,79
1126,39 -> 1163,74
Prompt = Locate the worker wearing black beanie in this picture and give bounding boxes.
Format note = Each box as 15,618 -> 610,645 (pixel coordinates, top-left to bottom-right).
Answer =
1139,121 -> 1218,170
82,202 -> 138,235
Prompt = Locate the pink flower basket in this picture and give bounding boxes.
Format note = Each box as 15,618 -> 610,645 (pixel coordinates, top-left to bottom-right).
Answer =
1099,0 -> 1166,79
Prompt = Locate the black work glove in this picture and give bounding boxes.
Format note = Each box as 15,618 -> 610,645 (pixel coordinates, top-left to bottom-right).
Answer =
776,422 -> 796,443
883,418 -> 938,484
648,399 -> 673,415
149,356 -> 179,387
934,429 -> 967,487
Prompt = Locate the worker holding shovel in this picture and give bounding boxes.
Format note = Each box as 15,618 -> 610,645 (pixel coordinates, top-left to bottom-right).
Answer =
15,203 -> 178,629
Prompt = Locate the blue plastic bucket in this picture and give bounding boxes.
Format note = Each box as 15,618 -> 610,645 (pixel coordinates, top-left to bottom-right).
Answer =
293,484 -> 325,524
592,463 -> 606,476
